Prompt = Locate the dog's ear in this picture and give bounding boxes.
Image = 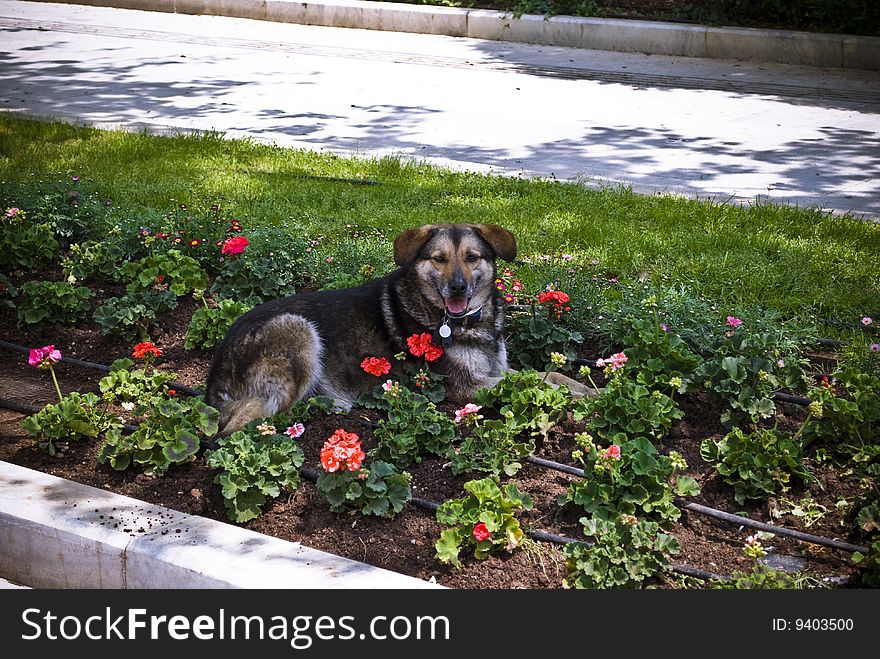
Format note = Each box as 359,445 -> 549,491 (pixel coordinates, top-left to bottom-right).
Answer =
475,224 -> 517,262
393,225 -> 436,266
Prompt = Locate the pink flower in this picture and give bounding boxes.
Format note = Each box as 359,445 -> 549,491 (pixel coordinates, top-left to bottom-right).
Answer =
28,345 -> 62,369
870,343 -> 879,353
660,323 -> 669,332
596,352 -> 628,372
602,445 -> 621,460
862,316 -> 873,326
285,423 -> 305,439
221,235 -> 250,256
473,522 -> 491,542
726,316 -> 743,328
381,380 -> 401,398
454,403 -> 483,424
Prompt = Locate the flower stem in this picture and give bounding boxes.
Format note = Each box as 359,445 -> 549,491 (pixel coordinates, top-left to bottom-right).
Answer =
48,365 -> 63,403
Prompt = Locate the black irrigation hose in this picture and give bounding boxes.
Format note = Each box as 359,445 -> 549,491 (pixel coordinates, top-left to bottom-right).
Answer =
0,339 -> 203,398
677,501 -> 869,555
522,455 -> 869,554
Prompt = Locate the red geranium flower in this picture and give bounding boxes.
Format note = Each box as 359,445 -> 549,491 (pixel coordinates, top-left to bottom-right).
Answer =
320,429 -> 365,473
473,522 -> 491,542
360,356 -> 392,377
407,333 -> 443,362
221,235 -> 250,256
132,342 -> 162,359
537,290 -> 571,318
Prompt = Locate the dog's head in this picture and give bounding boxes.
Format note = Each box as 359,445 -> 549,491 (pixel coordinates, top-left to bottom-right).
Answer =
393,223 -> 517,317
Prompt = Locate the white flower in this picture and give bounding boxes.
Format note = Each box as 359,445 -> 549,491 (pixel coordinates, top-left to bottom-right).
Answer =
121,401 -> 135,412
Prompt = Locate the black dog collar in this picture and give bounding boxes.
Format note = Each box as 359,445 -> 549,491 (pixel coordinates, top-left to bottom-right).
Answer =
432,306 -> 483,347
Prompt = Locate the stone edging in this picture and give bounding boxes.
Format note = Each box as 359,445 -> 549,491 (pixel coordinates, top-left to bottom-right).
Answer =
0,460 -> 442,589
28,0 -> 880,71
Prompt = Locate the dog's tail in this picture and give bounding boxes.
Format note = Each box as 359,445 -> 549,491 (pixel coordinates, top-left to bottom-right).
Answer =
205,313 -> 324,436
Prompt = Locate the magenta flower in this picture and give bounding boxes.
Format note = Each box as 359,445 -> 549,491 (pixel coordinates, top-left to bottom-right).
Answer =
660,323 -> 669,332
27,345 -> 63,402
870,343 -> 879,353
28,345 -> 62,369
726,316 -> 743,328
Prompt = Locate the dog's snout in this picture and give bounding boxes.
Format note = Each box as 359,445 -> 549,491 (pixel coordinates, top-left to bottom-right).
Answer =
449,271 -> 468,296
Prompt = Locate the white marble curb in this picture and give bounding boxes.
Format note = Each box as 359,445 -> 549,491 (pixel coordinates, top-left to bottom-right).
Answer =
26,0 -> 880,70
0,461 -> 442,589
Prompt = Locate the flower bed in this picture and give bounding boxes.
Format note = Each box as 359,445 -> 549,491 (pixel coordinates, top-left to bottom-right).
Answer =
1,181 -> 879,589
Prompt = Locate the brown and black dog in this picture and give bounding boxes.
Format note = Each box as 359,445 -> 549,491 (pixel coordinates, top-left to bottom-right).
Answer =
205,223 -> 589,435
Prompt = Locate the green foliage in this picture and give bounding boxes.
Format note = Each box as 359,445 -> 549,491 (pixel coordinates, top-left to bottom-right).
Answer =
802,368 -> 880,454
450,414 -> 536,477
690,329 -> 806,427
474,368 -> 573,442
321,263 -> 378,291
204,425 -> 305,523
120,249 -> 208,296
563,517 -> 681,589
16,280 -> 94,326
92,290 -> 178,340
369,386 -> 456,468
209,255 -> 297,304
621,312 -> 702,390
0,218 -> 58,269
711,563 -> 804,589
0,273 -> 16,310
508,311 -> 583,372
315,460 -> 412,518
435,477 -> 533,568
22,392 -> 120,455
185,297 -> 252,350
560,434 -> 695,524
574,367 -> 683,443
682,0 -> 880,37
98,358 -> 176,410
98,396 -> 219,474
62,240 -> 123,282
700,427 -> 813,505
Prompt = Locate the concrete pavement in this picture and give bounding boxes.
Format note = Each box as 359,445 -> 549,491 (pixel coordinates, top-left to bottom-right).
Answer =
1,0 -> 879,216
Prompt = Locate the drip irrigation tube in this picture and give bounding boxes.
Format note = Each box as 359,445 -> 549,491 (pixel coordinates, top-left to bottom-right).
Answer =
0,339 -> 203,398
522,455 -> 868,554
677,501 -> 868,554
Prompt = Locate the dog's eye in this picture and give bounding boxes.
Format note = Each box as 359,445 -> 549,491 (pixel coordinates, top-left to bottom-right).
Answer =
466,254 -> 481,263
432,255 -> 447,264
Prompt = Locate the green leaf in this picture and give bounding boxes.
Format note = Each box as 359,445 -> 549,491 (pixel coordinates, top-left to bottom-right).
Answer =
435,529 -> 463,568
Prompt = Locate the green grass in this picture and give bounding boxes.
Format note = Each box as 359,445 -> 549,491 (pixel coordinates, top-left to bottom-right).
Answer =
1,114 -> 878,323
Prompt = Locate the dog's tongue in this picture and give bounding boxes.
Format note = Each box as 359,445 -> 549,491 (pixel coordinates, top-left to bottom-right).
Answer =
445,297 -> 468,315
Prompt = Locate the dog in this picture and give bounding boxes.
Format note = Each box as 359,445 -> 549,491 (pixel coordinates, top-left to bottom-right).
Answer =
204,223 -> 590,435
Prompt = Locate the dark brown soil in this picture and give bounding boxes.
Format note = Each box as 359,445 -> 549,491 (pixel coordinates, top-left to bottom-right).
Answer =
0,272 -> 869,589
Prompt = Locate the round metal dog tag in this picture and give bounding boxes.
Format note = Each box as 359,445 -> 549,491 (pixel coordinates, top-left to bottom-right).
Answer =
439,323 -> 452,339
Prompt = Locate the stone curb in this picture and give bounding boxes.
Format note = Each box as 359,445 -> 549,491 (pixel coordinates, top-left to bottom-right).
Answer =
0,461 -> 442,589
27,0 -> 880,70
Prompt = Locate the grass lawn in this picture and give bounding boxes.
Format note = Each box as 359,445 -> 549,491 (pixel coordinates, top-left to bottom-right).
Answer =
1,114 -> 878,329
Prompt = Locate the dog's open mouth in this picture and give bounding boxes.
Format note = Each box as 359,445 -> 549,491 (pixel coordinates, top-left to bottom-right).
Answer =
445,297 -> 469,317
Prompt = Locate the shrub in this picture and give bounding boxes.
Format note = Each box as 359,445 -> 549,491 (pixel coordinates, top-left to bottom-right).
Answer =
17,280 -> 94,326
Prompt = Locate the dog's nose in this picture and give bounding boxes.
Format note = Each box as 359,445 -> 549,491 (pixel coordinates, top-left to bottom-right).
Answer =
449,275 -> 468,296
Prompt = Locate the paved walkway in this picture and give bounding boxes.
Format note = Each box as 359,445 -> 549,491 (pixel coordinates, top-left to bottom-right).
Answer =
1,0 -> 879,216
